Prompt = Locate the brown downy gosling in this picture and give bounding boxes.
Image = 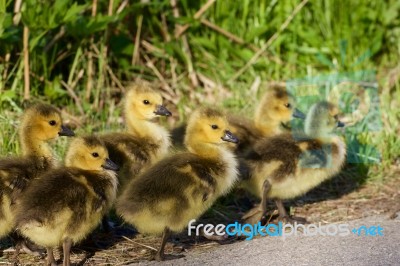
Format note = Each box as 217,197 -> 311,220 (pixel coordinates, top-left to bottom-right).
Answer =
228,84 -> 305,154
116,107 -> 239,261
14,136 -> 119,266
0,103 -> 74,240
100,81 -> 171,193
241,101 -> 346,224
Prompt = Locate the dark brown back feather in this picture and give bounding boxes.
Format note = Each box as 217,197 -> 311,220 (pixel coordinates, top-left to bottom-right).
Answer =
117,153 -> 225,219
15,167 -> 113,232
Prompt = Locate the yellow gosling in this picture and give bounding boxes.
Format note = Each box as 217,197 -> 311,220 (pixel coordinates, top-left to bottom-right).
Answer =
242,101 -> 346,224
14,136 -> 118,266
100,81 -> 171,193
116,107 -> 239,261
0,103 -> 74,239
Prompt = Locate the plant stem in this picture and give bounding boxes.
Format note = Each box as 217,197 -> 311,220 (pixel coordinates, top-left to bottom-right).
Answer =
86,0 -> 98,101
170,0 -> 199,88
132,15 -> 143,65
23,26 -> 30,101
175,0 -> 217,38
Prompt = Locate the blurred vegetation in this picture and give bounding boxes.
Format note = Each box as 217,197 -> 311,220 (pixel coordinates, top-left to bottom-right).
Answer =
0,0 -> 399,177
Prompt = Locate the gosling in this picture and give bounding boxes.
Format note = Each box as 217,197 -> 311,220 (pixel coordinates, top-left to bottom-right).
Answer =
116,107 -> 239,261
228,84 -> 305,154
14,136 -> 119,266
100,81 -> 171,193
0,103 -> 74,241
171,85 -> 304,155
241,101 -> 346,224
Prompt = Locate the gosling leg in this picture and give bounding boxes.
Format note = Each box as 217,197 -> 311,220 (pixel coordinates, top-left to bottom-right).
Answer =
154,227 -> 170,261
62,238 -> 72,266
242,180 -> 271,225
275,199 -> 288,218
46,248 -> 56,266
260,179 -> 272,215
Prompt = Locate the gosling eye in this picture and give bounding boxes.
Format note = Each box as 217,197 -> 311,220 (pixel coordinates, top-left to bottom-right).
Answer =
211,125 -> 218,130
333,114 -> 338,120
92,152 -> 99,158
284,103 -> 292,109
49,120 -> 57,126
143,100 -> 150,105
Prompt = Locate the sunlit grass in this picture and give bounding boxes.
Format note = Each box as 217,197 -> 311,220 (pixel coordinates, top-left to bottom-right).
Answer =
0,0 -> 399,179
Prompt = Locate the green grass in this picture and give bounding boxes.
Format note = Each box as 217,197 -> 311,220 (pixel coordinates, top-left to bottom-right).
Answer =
0,0 -> 399,179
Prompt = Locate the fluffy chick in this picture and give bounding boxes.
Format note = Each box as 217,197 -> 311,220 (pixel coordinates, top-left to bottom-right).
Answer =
14,136 -> 119,266
0,103 -> 74,239
228,84 -> 305,154
242,101 -> 346,224
100,81 -> 171,193
171,85 -> 304,155
116,107 -> 239,261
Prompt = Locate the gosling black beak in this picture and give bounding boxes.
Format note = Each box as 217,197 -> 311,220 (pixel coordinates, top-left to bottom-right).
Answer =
154,105 -> 172,116
58,125 -> 75,137
102,158 -> 119,171
221,130 -> 239,144
292,108 -> 306,119
337,121 -> 345,128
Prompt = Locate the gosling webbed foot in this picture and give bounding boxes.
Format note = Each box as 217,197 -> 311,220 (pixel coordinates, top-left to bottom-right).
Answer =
21,239 -> 45,258
152,252 -> 184,262
274,199 -> 308,224
200,230 -> 229,241
153,252 -> 165,262
278,215 -> 308,224
242,206 -> 265,225
11,233 -> 45,265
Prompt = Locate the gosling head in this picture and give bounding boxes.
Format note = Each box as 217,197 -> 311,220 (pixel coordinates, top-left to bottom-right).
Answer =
20,103 -> 75,142
184,108 -> 239,148
304,101 -> 345,138
65,136 -> 119,171
124,81 -> 171,121
255,86 -> 305,127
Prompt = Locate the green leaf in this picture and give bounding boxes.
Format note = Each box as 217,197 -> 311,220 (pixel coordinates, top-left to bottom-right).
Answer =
109,34 -> 134,56
63,2 -> 87,23
44,77 -> 66,100
382,8 -> 398,26
245,25 -> 270,42
0,90 -> 17,103
29,31 -> 48,51
352,49 -> 372,67
316,52 -> 335,68
339,39 -> 347,66
191,37 -> 215,51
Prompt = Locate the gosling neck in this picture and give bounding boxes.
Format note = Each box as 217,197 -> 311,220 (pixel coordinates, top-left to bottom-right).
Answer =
19,129 -> 53,159
304,120 -> 334,143
254,113 -> 282,137
186,140 -> 226,160
126,115 -> 170,148
306,129 -> 335,143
